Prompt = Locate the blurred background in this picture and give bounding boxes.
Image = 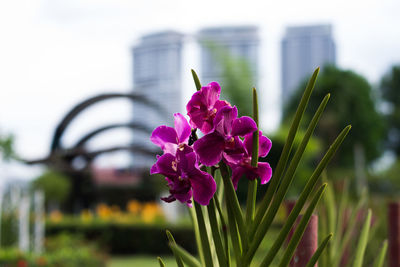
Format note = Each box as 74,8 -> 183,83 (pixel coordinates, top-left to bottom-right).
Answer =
0,0 -> 400,266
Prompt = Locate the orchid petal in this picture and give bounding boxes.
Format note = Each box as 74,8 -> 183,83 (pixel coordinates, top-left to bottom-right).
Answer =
193,133 -> 225,166
150,126 -> 178,152
231,166 -> 246,190
190,170 -> 216,205
214,106 -> 238,135
257,162 -> 273,185
244,131 -> 272,157
231,116 -> 257,137
150,153 -> 177,177
174,113 -> 191,143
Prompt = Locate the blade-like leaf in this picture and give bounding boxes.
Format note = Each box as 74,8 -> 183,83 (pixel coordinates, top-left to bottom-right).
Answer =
373,240 -> 388,267
251,67 -> 320,239
244,94 -> 330,264
169,243 -> 202,267
191,69 -> 202,91
158,257 -> 166,267
305,233 -> 333,267
207,198 -> 228,267
276,183 -> 327,267
166,230 -> 184,267
352,209 -> 372,267
194,201 -> 213,267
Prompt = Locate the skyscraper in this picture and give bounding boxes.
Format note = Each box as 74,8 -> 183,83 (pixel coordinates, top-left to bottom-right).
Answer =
281,24 -> 336,105
132,31 -> 184,169
197,26 -> 259,87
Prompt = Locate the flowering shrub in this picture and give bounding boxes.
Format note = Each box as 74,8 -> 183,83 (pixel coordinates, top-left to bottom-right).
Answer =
153,69 -> 352,267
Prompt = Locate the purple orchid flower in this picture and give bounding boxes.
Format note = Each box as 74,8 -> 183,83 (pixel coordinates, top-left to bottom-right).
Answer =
150,113 -> 191,155
186,82 -> 230,134
229,131 -> 273,189
150,145 -> 217,206
193,105 -> 258,166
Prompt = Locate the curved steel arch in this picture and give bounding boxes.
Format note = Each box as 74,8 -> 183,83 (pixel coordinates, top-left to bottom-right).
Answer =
73,122 -> 154,148
50,93 -> 167,152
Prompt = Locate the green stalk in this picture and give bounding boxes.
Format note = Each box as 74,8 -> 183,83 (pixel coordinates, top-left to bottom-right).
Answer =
191,69 -> 202,91
226,200 -> 242,265
246,88 -> 259,225
207,198 -> 228,267
157,257 -> 166,267
372,240 -> 388,267
166,230 -> 184,267
188,205 -> 204,265
214,195 -> 231,267
276,183 -> 327,267
352,209 -> 372,267
251,67 -> 320,239
194,201 -> 214,267
305,233 -> 333,267
169,243 -> 202,267
244,94 -> 331,264
220,162 -> 248,252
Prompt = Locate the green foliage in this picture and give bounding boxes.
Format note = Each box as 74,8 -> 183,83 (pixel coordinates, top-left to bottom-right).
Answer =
0,234 -> 105,267
171,69 -> 350,267
284,65 -> 385,168
46,220 -> 197,255
380,65 -> 400,156
202,42 -> 255,117
32,170 -> 71,205
0,131 -> 15,161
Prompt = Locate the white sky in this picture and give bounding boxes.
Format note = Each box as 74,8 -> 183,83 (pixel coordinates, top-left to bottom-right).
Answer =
1,0 -> 400,178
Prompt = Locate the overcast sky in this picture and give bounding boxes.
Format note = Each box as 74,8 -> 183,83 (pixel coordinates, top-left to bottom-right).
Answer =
1,0 -> 400,178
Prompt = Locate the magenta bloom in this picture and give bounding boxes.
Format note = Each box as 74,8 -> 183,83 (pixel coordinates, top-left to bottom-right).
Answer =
150,113 -> 191,155
150,145 -> 217,206
193,105 -> 257,166
229,131 -> 272,189
186,82 -> 230,134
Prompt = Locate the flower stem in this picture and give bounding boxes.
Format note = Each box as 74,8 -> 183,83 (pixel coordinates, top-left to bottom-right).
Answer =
194,201 -> 214,267
207,198 -> 228,267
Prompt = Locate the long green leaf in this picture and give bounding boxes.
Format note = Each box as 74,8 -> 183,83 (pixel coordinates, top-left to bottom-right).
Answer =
169,243 -> 201,267
166,230 -> 184,267
246,87 -> 259,225
220,162 -> 248,251
276,183 -> 327,267
305,233 -> 333,267
194,201 -> 214,267
244,93 -> 330,264
373,240 -> 388,267
251,67 -> 320,239
352,209 -> 372,267
226,199 -> 242,265
157,257 -> 166,267
207,198 -> 228,267
188,205 -> 204,265
191,69 -> 202,91
214,195 -> 231,267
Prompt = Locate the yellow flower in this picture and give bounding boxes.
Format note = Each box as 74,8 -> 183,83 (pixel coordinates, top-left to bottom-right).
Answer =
49,210 -> 63,223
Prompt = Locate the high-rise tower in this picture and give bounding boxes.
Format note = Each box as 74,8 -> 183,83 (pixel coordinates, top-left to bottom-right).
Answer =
281,24 -> 336,106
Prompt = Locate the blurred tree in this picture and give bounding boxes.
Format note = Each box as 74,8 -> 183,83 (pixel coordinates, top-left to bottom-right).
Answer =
0,131 -> 15,161
32,170 -> 71,209
284,65 -> 385,169
380,65 -> 400,156
205,43 -> 255,117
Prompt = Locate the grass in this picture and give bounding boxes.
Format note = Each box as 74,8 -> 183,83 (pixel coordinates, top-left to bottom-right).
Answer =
108,255 -> 176,267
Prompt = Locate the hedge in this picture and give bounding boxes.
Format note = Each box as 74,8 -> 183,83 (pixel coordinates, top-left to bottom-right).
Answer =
45,221 -> 196,255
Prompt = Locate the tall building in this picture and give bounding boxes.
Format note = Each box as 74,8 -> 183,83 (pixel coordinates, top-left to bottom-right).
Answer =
131,31 -> 184,169
197,26 -> 259,87
281,24 -> 336,105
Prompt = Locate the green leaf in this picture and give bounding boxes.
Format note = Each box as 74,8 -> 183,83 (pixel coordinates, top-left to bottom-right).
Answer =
276,183 -> 327,267
194,201 -> 214,267
220,162 -> 248,252
372,240 -> 388,267
157,257 -> 166,267
169,243 -> 201,267
305,233 -> 333,267
187,205 -> 204,264
214,194 -> 231,266
166,230 -> 184,267
191,69 -> 202,91
246,88 -> 259,225
207,198 -> 228,267
251,67 -> 320,239
352,209 -> 372,267
244,93 -> 330,264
